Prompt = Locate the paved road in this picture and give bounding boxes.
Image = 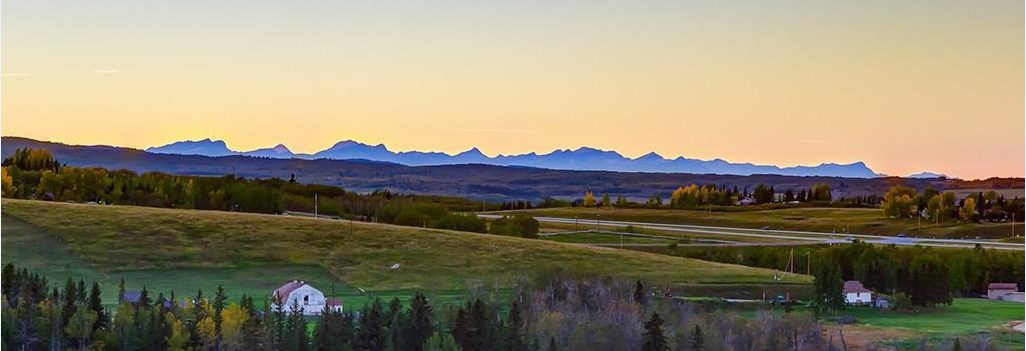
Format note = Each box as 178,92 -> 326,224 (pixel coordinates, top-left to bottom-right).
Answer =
477,214 -> 1025,251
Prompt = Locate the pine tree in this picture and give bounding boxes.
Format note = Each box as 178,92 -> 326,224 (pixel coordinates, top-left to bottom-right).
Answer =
355,299 -> 387,351
633,280 -> 648,306
87,282 -> 105,332
75,279 -> 87,303
387,297 -> 405,351
61,278 -> 78,329
118,277 -> 126,304
214,285 -> 227,350
506,300 -> 526,351
283,300 -> 309,351
139,285 -> 151,307
547,336 -> 558,351
640,312 -> 668,351
408,292 -> 434,351
688,324 -> 705,351
313,307 -> 351,351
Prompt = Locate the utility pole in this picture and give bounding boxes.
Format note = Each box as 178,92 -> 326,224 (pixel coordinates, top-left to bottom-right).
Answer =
804,252 -> 812,277
314,193 -> 318,218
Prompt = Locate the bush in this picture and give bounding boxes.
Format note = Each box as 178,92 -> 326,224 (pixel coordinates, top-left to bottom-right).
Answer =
434,213 -> 487,233
489,214 -> 540,238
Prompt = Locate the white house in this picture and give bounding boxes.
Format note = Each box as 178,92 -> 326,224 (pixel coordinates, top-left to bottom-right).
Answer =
272,280 -> 343,315
843,280 -> 873,305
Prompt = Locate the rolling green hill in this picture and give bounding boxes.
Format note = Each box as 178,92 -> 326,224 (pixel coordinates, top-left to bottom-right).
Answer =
1,199 -> 808,306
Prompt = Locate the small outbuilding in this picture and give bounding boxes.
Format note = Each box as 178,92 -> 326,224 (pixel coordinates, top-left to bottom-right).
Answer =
843,280 -> 873,305
986,283 -> 1020,301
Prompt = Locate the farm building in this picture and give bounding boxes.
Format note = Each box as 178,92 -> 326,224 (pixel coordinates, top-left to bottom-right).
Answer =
986,283 -> 1023,302
272,280 -> 343,315
843,280 -> 873,305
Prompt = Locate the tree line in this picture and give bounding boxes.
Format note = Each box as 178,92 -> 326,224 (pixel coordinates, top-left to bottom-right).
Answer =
4,264 -> 998,350
0,264 -> 829,351
880,185 -> 1024,223
676,242 -> 1023,308
1,148 -> 546,237
561,183 -> 835,209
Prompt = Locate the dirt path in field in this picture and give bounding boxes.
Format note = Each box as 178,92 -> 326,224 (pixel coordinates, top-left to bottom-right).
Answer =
823,325 -> 918,350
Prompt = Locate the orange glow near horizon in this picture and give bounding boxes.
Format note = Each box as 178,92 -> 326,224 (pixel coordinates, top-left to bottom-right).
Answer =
2,1 -> 1023,179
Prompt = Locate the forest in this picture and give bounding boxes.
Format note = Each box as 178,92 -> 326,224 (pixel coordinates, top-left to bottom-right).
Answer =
0,264 -> 858,351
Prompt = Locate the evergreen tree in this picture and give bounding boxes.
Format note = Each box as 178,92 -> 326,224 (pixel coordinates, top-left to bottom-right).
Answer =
688,324 -> 705,351
87,282 -> 105,332
547,336 -> 558,351
117,277 -> 126,304
61,278 -> 78,330
214,284 -> 227,349
506,300 -> 526,351
313,307 -> 352,351
75,279 -> 87,303
640,312 -> 668,351
355,298 -> 387,351
408,292 -> 434,351
139,285 -> 151,307
387,297 -> 405,351
283,300 -> 309,351
633,280 -> 648,306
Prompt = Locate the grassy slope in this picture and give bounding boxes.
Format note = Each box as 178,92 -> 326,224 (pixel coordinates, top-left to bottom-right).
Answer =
509,207 -> 1024,239
1,199 -> 808,300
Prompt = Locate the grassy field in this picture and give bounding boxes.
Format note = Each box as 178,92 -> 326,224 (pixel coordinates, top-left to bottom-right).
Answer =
1,199 -> 808,307
749,299 -> 1025,349
537,221 -> 779,243
842,299 -> 1025,350
508,207 -> 1024,239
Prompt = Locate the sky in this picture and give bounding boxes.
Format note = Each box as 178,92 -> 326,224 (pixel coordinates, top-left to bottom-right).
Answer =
2,1 -> 1023,179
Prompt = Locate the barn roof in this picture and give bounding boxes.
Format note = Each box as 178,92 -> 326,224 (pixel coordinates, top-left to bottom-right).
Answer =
273,280 -> 307,303
843,280 -> 871,294
988,283 -> 1018,290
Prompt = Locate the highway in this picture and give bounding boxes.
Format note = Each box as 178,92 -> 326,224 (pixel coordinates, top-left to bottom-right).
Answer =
477,214 -> 1025,251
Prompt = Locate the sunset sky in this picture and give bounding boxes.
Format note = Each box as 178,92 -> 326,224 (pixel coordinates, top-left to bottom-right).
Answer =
2,1 -> 1023,179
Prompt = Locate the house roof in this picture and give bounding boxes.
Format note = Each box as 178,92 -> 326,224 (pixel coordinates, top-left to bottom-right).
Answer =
988,283 -> 1018,290
273,280 -> 307,303
843,281 -> 871,294
326,298 -> 343,306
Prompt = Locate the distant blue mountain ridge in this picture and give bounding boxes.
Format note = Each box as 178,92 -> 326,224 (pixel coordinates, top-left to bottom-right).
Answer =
145,138 -> 888,178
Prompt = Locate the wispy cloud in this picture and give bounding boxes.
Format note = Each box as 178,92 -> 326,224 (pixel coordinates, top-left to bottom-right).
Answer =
445,128 -> 540,134
92,69 -> 119,74
1,73 -> 28,78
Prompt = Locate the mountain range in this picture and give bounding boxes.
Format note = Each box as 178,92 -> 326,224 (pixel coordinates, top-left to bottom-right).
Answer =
5,137 -> 1008,201
145,138 -> 896,178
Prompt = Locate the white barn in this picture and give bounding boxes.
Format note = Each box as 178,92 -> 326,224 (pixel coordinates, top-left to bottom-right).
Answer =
272,280 -> 343,315
843,280 -> 873,305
